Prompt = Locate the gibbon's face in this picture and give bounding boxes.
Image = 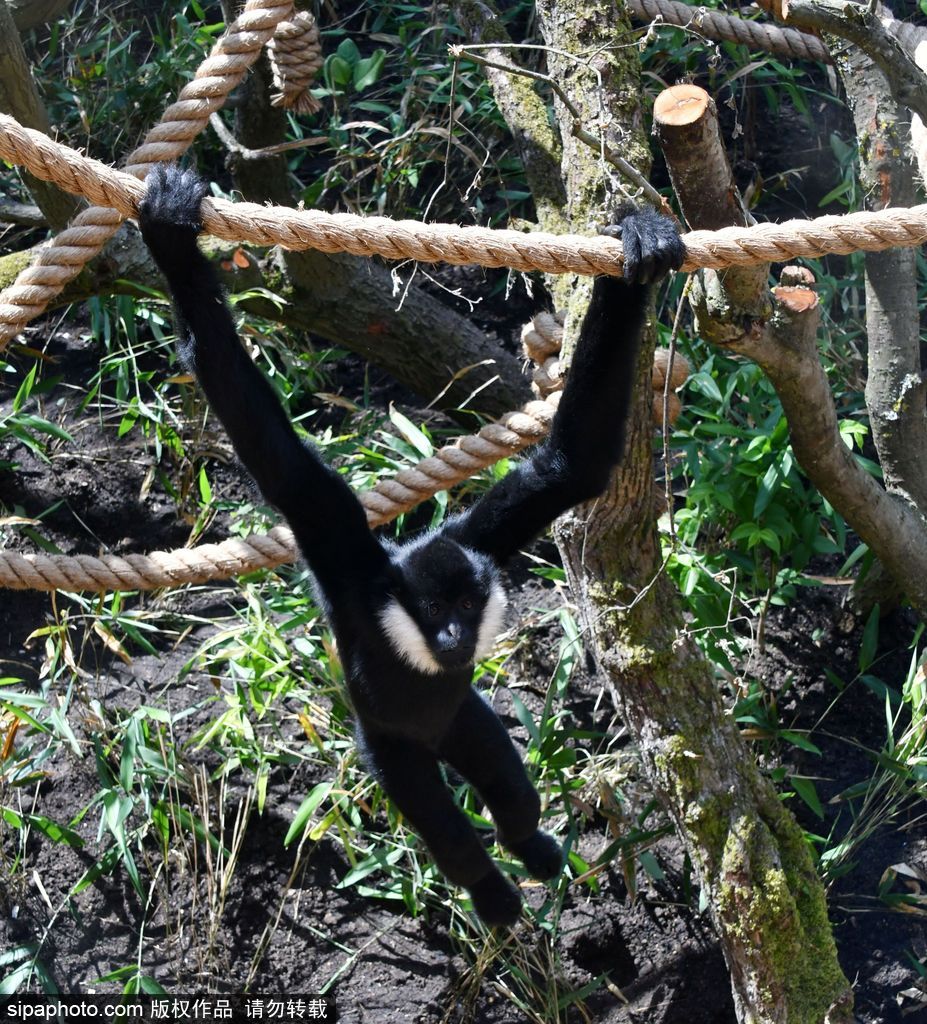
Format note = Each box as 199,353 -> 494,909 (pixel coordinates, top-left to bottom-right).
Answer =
379,534 -> 507,675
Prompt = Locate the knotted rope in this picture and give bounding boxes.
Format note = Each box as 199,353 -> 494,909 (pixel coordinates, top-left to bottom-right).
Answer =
0,0 -> 296,346
268,10 -> 324,113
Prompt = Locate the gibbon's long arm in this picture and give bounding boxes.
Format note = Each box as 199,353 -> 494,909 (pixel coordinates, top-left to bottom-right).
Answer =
137,166 -> 389,589
446,206 -> 684,565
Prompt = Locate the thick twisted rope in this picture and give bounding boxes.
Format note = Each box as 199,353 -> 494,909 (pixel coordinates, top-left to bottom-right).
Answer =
0,397 -> 559,591
5,22 -> 927,589
629,0 -> 832,64
2,112 -> 927,285
888,16 -> 927,54
0,0 -> 295,346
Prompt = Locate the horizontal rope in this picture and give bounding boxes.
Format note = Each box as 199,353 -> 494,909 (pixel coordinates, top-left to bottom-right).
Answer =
629,0 -> 832,64
0,396 -> 559,591
2,112 -> 927,292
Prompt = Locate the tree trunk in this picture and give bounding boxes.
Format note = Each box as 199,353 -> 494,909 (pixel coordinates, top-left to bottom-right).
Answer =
456,0 -> 854,1018
838,48 -> 927,517
220,50 -> 531,417
0,1 -> 79,229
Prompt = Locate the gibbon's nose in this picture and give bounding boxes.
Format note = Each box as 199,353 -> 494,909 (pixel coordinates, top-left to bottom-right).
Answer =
440,622 -> 462,649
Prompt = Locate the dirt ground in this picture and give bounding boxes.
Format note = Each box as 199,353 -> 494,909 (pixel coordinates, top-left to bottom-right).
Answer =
2,328 -> 927,1024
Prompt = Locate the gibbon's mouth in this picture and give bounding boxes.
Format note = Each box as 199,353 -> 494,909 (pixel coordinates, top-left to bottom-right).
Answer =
434,647 -> 476,671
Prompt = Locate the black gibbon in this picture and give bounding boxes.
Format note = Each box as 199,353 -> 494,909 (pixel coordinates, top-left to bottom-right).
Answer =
137,165 -> 685,926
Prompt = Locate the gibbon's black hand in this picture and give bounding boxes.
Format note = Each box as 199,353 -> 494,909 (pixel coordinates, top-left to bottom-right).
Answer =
444,203 -> 684,564
138,165 -> 684,928
138,164 -> 210,272
599,204 -> 685,285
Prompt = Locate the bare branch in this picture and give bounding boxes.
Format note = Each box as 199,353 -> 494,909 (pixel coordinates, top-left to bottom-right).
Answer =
450,43 -> 664,207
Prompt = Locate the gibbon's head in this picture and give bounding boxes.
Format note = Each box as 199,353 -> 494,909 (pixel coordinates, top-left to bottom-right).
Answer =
380,534 -> 507,675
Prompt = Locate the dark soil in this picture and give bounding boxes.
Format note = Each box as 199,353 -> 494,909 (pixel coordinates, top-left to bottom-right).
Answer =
2,325 -> 926,1023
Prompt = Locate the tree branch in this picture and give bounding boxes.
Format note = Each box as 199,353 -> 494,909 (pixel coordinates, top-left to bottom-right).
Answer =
837,44 -> 927,516
782,0 -> 927,123
450,43 -> 664,207
654,85 -> 858,1022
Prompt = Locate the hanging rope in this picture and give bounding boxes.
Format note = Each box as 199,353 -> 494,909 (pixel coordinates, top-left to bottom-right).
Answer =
0,0 -> 296,346
268,10 -> 324,113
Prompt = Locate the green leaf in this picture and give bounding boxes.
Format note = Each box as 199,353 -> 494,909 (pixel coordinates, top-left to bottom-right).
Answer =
73,845 -> 122,894
755,528 -> 781,556
859,604 -> 880,672
753,461 -> 781,518
337,846 -> 404,888
12,364 -> 37,413
15,414 -> 73,442
284,782 -> 333,847
729,522 -> 759,544
336,38 -> 360,63
509,691 -> 540,744
1,808 -> 85,848
354,49 -> 385,91
859,673 -> 900,704
687,371 -> 723,404
198,466 -> 212,504
638,850 -> 665,881
790,775 -> 824,819
779,730 -> 821,755
325,54 -> 352,90
388,405 -> 433,458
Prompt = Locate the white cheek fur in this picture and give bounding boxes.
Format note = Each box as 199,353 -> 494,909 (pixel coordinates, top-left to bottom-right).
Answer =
379,599 -> 442,675
475,581 -> 508,661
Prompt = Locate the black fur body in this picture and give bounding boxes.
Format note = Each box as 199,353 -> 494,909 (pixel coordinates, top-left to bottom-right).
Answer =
137,166 -> 684,926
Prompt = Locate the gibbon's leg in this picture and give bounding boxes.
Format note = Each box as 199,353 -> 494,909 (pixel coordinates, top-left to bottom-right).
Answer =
438,690 -> 563,881
359,728 -> 524,926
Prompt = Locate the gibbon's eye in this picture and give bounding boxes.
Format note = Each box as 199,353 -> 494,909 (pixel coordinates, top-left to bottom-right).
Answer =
427,601 -> 441,618
460,597 -> 474,611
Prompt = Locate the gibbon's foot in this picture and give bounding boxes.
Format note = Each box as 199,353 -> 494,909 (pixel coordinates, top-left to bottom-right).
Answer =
468,870 -> 523,927
508,829 -> 563,882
